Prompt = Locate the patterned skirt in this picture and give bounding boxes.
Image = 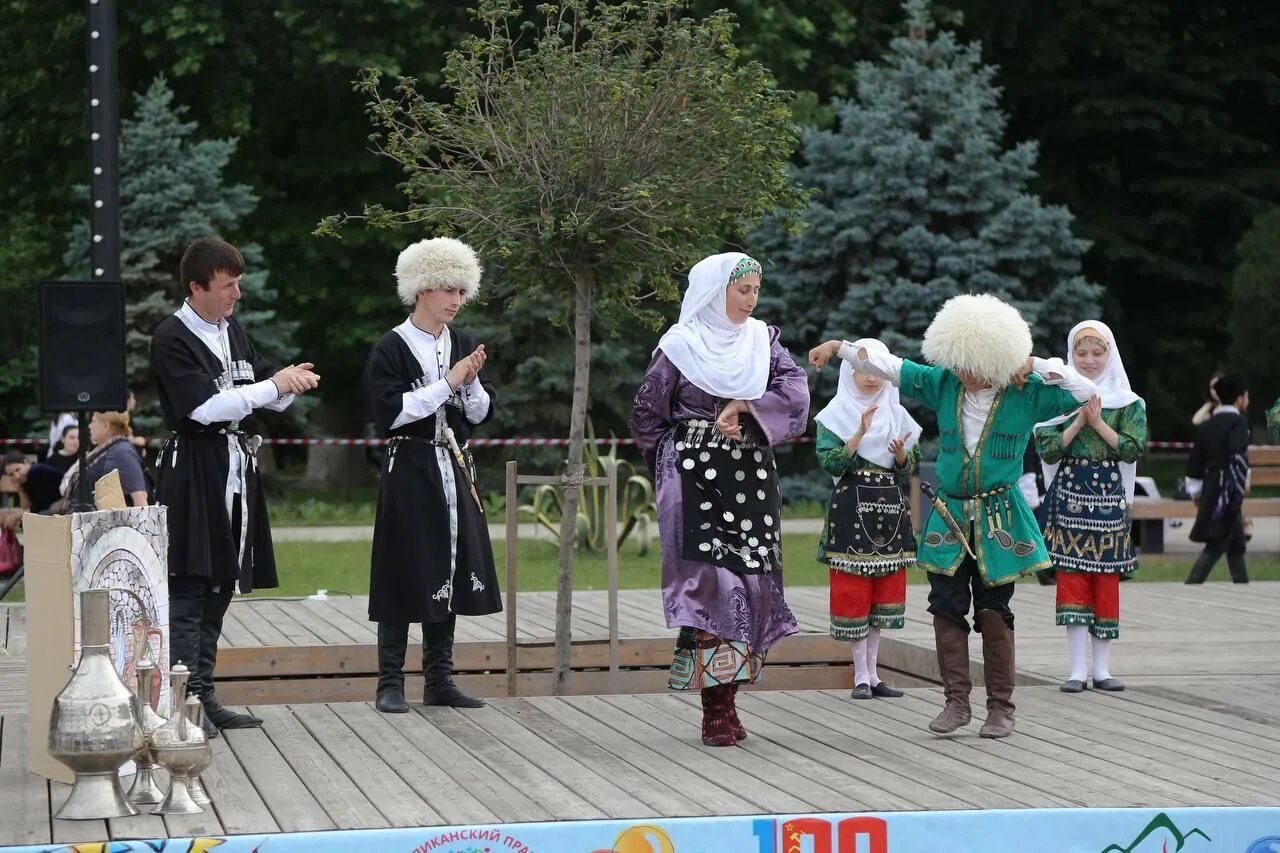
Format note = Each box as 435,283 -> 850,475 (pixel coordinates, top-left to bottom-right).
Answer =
668,627 -> 766,690
1043,458 -> 1135,574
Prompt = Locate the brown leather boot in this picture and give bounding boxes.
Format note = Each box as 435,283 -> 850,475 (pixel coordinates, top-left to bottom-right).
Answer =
928,615 -> 973,733
977,609 -> 1015,738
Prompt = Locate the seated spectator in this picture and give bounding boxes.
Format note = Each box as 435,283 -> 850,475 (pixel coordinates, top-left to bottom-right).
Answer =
60,411 -> 150,509
46,412 -> 76,459
2,450 -> 64,528
45,424 -> 80,474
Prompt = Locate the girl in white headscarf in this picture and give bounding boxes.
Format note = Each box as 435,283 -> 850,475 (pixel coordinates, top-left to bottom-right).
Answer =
814,340 -> 922,700
633,252 -> 810,747
1034,320 -> 1147,695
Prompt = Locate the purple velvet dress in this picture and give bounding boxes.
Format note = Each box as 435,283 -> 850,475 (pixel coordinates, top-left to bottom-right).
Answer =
632,327 -> 808,686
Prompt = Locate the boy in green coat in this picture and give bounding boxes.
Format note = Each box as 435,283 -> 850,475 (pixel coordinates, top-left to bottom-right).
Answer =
810,294 -> 1096,738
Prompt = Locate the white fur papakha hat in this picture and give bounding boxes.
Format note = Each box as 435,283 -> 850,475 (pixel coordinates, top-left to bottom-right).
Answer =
395,237 -> 482,306
922,293 -> 1033,388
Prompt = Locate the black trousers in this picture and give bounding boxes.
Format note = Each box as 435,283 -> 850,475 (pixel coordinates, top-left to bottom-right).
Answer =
169,493 -> 241,699
927,554 -> 1016,634
169,575 -> 234,700
1186,515 -> 1248,583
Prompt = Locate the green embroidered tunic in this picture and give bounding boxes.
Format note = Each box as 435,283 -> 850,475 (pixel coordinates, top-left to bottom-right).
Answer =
814,422 -> 921,560
1033,401 -> 1147,466
899,359 -> 1085,586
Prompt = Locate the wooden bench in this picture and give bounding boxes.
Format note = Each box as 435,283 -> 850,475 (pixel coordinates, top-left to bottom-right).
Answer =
1130,445 -> 1280,553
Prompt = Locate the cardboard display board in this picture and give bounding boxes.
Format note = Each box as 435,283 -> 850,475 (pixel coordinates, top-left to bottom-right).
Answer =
23,505 -> 169,782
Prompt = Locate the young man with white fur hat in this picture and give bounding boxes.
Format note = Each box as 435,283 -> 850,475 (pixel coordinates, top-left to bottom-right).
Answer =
364,236 -> 503,713
810,294 -> 1096,737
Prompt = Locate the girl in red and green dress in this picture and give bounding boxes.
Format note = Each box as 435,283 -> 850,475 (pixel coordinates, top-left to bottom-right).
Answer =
815,339 -> 921,699
1034,321 -> 1147,694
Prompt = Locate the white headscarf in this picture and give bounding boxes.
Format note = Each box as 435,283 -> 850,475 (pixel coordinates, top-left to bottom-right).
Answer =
1038,320 -> 1145,503
656,252 -> 771,400
814,339 -> 922,472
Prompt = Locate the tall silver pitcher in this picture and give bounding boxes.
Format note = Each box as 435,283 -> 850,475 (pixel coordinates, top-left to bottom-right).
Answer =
47,588 -> 145,819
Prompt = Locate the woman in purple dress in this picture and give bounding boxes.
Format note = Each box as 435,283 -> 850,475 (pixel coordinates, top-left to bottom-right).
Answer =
632,252 -> 809,746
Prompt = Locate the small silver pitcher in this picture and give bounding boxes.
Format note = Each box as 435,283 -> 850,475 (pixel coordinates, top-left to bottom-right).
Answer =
126,658 -> 166,804
183,695 -> 213,805
47,588 -> 145,820
149,663 -> 207,815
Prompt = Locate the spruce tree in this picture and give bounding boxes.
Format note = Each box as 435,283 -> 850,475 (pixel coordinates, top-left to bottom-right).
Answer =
64,77 -> 296,434
755,0 -> 1100,371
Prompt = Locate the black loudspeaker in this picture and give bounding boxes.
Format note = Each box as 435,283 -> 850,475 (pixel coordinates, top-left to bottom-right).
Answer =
38,280 -> 127,412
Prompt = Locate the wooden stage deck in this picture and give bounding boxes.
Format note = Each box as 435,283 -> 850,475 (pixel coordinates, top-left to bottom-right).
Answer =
1,583 -> 1278,845
4,686 -> 1280,846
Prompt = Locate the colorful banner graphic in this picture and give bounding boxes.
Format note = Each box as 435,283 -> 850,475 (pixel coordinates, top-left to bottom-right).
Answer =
6,807 -> 1279,853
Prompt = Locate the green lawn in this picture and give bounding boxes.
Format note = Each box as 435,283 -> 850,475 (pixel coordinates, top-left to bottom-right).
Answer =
4,534 -> 1273,604
257,534 -> 1280,598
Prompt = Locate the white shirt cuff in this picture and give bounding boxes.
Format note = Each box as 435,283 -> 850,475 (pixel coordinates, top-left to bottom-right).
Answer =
1032,357 -> 1096,401
390,378 -> 454,430
839,340 -> 902,385
461,381 -> 491,424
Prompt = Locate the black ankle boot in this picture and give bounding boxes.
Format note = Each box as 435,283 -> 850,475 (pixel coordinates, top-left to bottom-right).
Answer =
423,616 -> 484,708
375,621 -> 411,713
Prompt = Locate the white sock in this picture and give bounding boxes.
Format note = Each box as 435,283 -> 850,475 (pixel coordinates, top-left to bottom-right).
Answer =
866,627 -> 883,687
1066,625 -> 1088,682
1091,635 -> 1113,682
851,638 -> 870,686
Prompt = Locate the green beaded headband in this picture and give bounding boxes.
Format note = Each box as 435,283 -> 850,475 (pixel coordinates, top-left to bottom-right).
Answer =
728,257 -> 762,285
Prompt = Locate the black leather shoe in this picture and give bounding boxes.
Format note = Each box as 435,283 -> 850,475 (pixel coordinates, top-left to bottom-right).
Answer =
1059,679 -> 1087,693
850,683 -> 873,700
424,682 -> 485,708
1092,677 -> 1125,692
375,688 -> 410,713
203,697 -> 263,729
199,713 -> 220,738
871,682 -> 904,698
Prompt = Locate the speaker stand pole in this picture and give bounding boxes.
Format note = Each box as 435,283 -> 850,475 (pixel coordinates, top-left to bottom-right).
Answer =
71,410 -> 94,513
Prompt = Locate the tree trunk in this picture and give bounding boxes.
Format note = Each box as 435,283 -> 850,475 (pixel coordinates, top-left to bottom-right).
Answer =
301,400 -> 371,493
553,266 -> 594,695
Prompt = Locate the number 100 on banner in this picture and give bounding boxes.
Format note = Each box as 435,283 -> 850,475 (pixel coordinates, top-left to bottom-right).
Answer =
754,816 -> 889,853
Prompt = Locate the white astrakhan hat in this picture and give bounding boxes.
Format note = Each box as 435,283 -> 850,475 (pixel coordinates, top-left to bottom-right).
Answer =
921,293 -> 1033,388
395,237 -> 482,306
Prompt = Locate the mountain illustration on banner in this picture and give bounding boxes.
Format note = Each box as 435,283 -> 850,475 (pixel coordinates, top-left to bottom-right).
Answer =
1100,812 -> 1211,853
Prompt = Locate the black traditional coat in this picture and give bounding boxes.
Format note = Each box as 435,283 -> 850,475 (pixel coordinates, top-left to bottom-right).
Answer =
1188,409 -> 1250,543
149,313 -> 279,592
365,322 -> 503,624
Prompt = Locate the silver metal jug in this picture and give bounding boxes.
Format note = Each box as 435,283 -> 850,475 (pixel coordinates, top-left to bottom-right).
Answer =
149,663 -> 206,815
125,658 -> 166,804
183,695 -> 213,805
47,588 -> 145,820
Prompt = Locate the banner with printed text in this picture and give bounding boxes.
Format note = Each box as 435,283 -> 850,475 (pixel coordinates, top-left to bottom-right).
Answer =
5,807 -> 1279,853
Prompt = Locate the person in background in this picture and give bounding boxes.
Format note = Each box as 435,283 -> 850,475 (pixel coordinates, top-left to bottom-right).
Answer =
58,411 -> 150,508
45,424 -> 80,475
1191,374 -> 1223,427
1184,373 -> 1251,584
46,412 -> 75,459
2,450 -> 64,527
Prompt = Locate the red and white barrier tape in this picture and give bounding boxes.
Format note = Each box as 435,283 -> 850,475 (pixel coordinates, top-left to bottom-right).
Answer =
1,436 -> 1197,450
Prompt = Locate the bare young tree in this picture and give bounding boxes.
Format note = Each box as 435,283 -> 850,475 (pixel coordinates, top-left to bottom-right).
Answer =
320,0 -> 807,692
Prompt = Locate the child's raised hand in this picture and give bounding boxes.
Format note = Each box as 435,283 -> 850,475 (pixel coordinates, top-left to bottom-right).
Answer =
888,431 -> 912,464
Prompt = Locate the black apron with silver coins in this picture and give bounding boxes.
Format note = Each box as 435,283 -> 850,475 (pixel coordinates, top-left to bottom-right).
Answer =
677,418 -> 783,574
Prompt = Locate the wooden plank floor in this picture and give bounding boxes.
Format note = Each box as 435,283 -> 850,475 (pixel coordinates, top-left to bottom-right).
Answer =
3,582 -> 1278,713
3,684 -> 1279,844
